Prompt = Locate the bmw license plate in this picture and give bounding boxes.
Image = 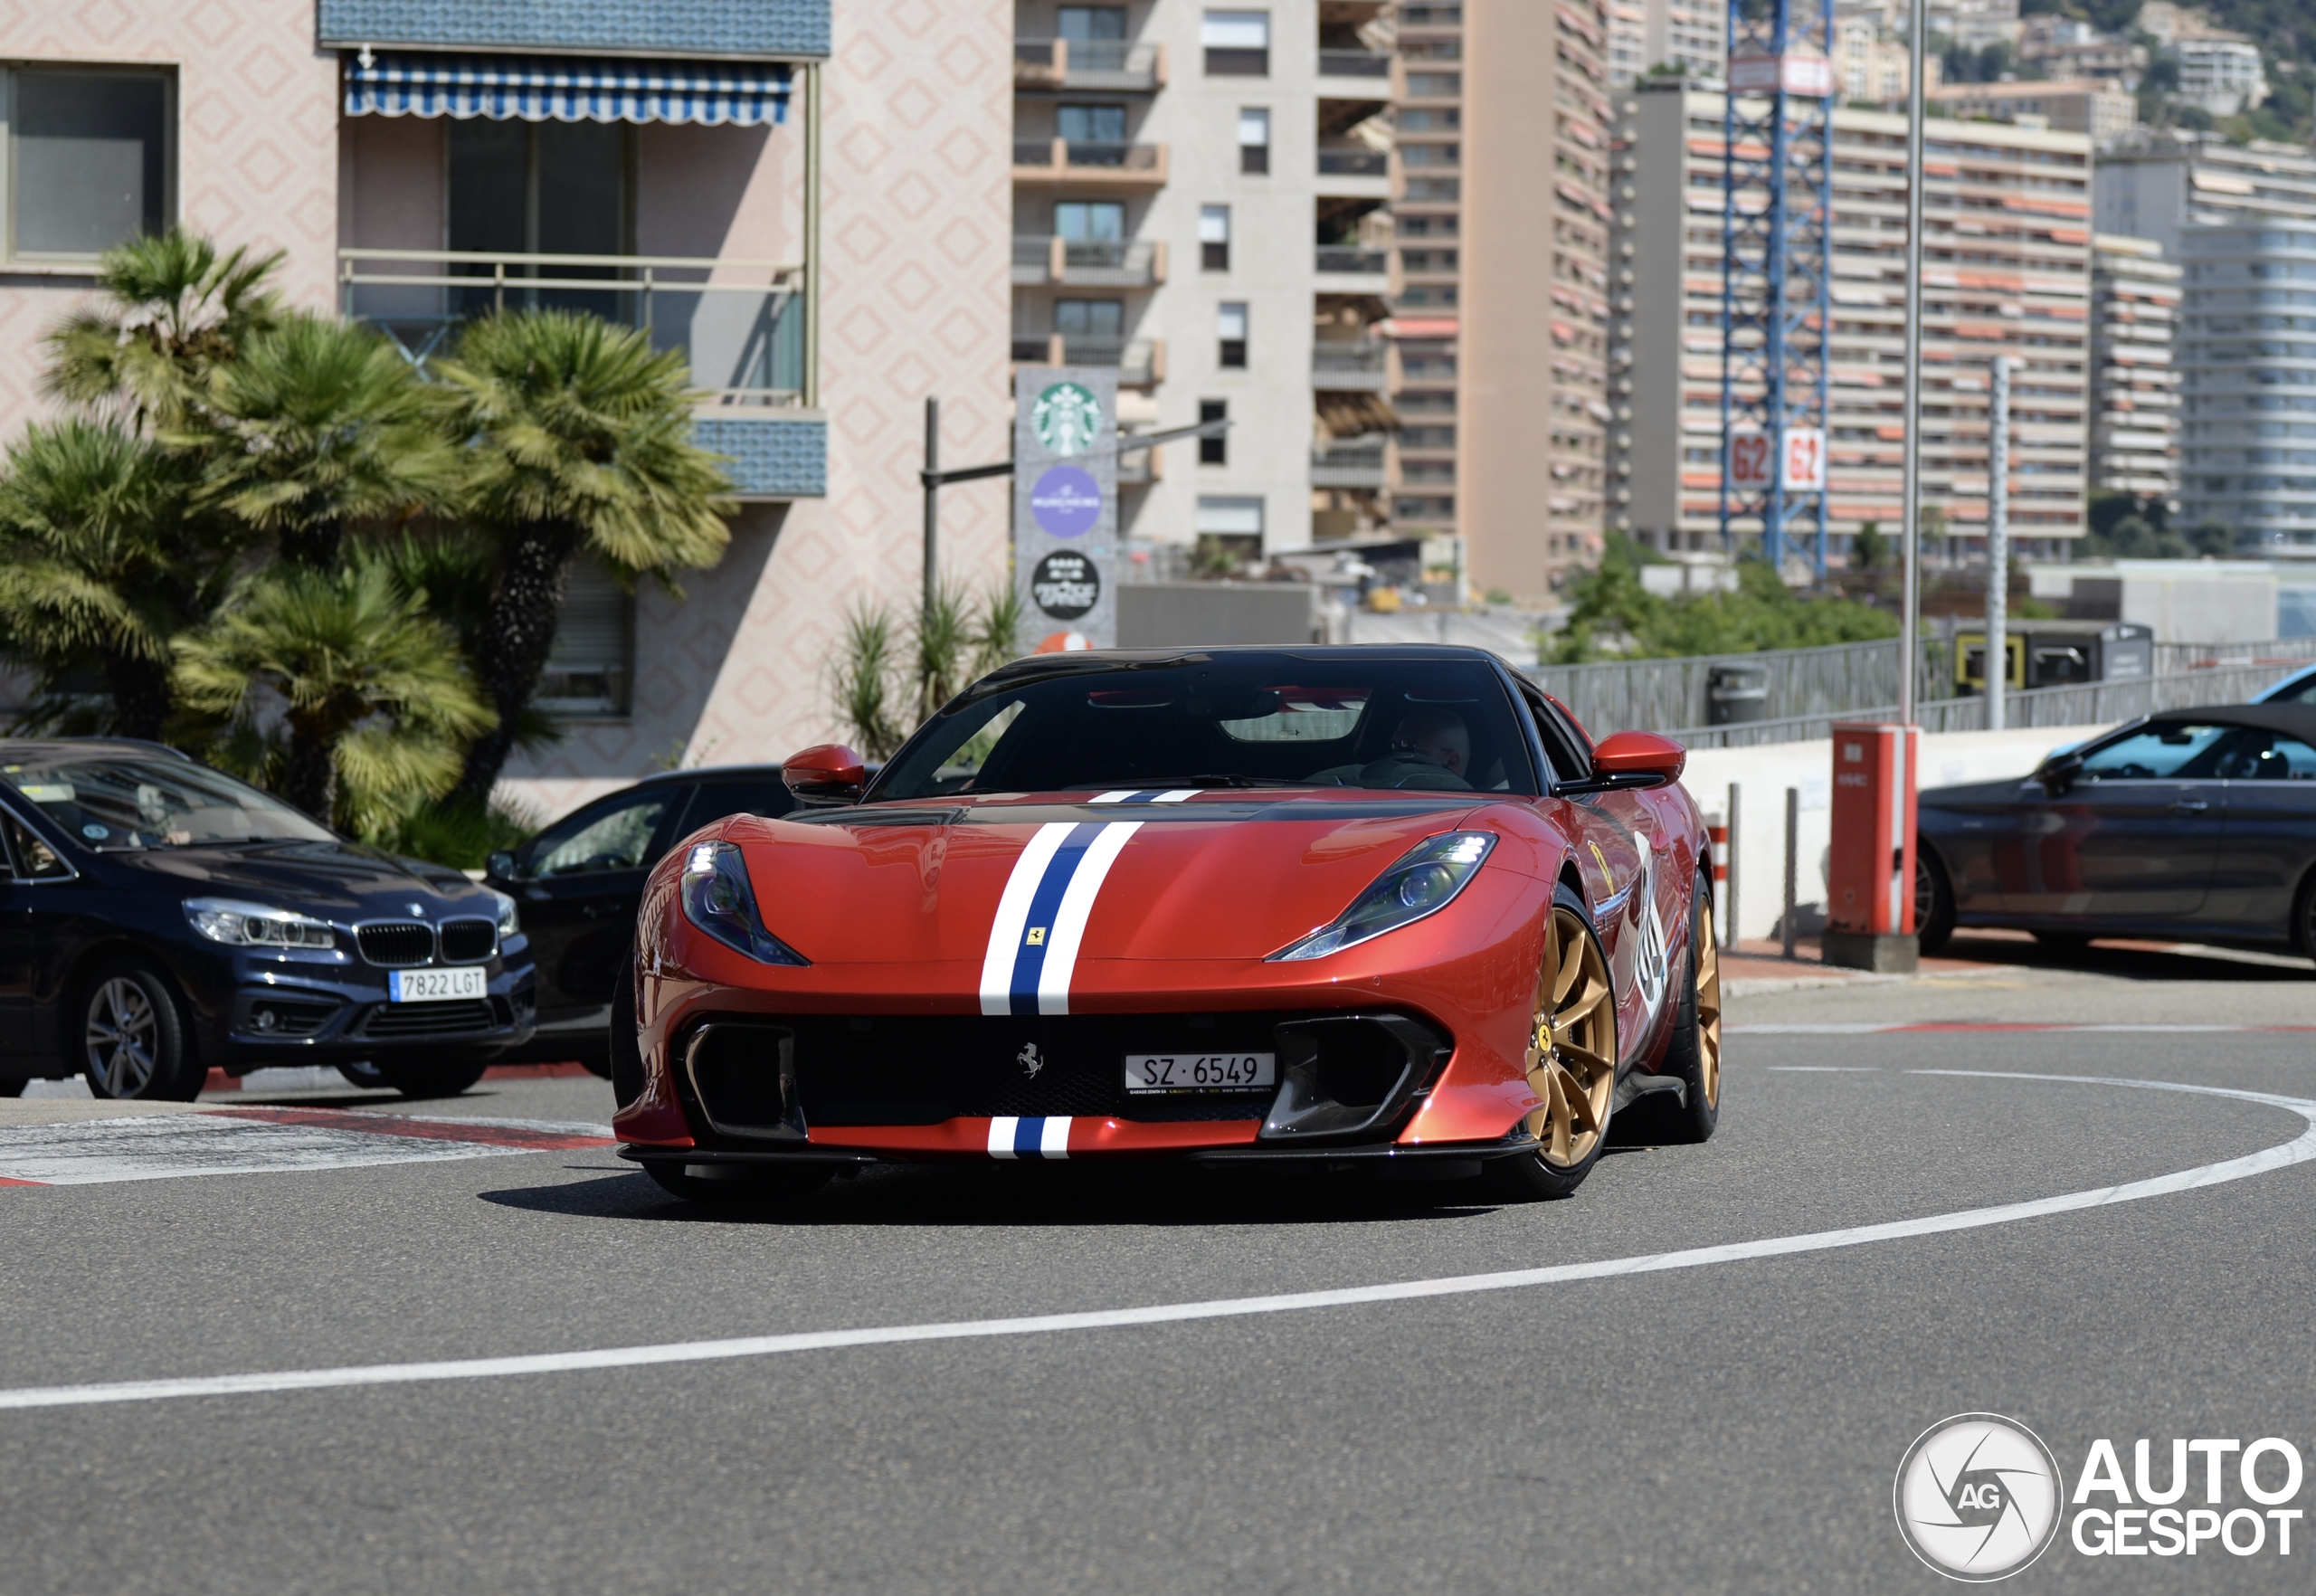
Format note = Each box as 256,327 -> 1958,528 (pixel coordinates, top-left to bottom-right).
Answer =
1124,1052 -> 1275,1094
388,967 -> 489,1003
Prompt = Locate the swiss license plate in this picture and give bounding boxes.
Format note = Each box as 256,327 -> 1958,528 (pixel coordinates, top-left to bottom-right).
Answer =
388,966 -> 489,1003
1124,1051 -> 1276,1094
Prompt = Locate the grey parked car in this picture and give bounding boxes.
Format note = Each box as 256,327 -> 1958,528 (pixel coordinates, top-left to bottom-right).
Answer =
1914,704 -> 2316,962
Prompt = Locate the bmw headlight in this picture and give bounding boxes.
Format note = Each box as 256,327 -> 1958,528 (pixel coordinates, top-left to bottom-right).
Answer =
679,841 -> 809,965
487,888 -> 520,938
185,898 -> 337,950
1267,831 -> 1496,963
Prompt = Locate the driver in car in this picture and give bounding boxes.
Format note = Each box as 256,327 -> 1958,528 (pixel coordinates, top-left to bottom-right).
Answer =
1315,708 -> 1473,790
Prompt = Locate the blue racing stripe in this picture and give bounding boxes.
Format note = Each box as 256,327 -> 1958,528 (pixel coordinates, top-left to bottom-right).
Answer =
1015,1116 -> 1045,1158
1008,822 -> 1103,1015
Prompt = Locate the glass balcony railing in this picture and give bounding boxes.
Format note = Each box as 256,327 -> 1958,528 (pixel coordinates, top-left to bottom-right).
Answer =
1014,38 -> 1167,90
1011,236 -> 1167,285
337,248 -> 808,407
1010,334 -> 1165,385
1319,48 -> 1393,77
1312,341 -> 1390,381
1318,147 -> 1390,177
1012,138 -> 1170,181
1315,246 -> 1390,275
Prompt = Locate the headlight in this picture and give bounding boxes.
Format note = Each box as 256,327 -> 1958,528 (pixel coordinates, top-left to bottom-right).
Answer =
487,888 -> 519,938
185,898 -> 337,950
679,841 -> 809,966
1267,831 -> 1496,963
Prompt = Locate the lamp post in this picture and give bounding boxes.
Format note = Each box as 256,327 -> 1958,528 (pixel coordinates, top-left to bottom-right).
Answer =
1898,0 -> 1927,726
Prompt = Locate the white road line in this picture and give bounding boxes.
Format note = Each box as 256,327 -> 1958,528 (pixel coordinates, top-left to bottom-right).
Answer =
0,1071 -> 2307,1412
1767,1066 -> 1883,1072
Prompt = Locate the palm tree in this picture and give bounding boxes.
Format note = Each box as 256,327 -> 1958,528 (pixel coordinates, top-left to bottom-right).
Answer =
186,311 -> 462,569
0,419 -> 236,739
172,560 -> 495,835
42,227 -> 284,432
432,309 -> 731,803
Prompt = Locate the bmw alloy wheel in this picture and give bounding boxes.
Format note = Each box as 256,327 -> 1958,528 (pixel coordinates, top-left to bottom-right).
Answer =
85,977 -> 160,1097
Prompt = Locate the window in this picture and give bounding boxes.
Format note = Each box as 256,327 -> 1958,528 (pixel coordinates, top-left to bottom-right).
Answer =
518,788 -> 679,879
1218,302 -> 1249,367
1204,11 -> 1272,75
1200,204 -> 1231,271
449,119 -> 630,318
1,806 -> 68,879
2076,723 -> 2232,781
5,67 -> 173,260
1057,102 -> 1128,162
1197,496 -> 1265,537
1055,201 -> 1125,242
536,557 -> 636,717
1200,399 -> 1229,464
1058,6 -> 1127,41
1057,299 -> 1125,337
1238,107 -> 1271,175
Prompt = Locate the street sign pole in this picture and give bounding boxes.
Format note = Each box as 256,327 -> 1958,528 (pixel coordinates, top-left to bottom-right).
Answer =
1013,367 -> 1119,650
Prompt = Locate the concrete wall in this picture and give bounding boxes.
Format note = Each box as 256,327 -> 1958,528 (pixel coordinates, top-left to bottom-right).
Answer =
1680,724 -> 2112,942
2026,559 -> 2283,643
1117,580 -> 1317,646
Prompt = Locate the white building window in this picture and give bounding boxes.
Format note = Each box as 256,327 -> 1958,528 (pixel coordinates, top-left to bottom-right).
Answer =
1203,12 -> 1271,75
1218,301 -> 1249,367
1197,495 -> 1265,535
537,556 -> 636,717
1237,107 -> 1270,174
2,66 -> 174,261
1200,204 -> 1231,270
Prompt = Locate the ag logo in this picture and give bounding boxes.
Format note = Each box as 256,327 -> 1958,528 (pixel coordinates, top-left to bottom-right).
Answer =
1894,1413 -> 2063,1582
1030,550 -> 1099,620
1032,381 -> 1103,458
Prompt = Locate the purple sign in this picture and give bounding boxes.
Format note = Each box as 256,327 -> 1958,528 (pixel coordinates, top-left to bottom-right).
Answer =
1030,466 -> 1102,538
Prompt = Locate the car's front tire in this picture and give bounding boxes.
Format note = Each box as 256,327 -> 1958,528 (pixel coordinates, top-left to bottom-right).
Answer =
1914,842 -> 1957,955
643,1162 -> 831,1208
79,959 -> 205,1102
1484,884 -> 1618,1202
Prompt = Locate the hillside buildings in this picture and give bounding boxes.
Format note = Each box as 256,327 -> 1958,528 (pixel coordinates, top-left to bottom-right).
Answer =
1606,80 -> 2093,562
1930,81 -> 2138,144
2089,234 -> 2182,506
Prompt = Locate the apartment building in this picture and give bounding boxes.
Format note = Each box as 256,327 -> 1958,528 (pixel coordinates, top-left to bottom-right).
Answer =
1607,81 -> 2093,561
2095,134 -> 2316,261
1397,0 -> 1614,602
0,0 -> 1012,812
2089,233 -> 2181,505
2175,37 -> 2266,118
1011,2 -> 1394,565
2176,223 -> 2316,556
1607,0 -> 1726,87
1837,18 -> 1917,108
1929,81 -> 2137,144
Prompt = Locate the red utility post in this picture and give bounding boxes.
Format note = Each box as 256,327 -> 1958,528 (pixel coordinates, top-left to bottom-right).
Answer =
1822,721 -> 1920,973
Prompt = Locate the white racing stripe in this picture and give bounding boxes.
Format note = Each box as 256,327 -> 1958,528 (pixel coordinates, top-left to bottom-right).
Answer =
977,822 -> 1076,1016
0,1071 -> 2309,1411
1036,821 -> 1139,1015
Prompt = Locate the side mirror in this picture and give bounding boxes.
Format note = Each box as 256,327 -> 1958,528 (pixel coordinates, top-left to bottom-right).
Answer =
2036,753 -> 2084,795
485,850 -> 517,881
1590,730 -> 1687,786
783,743 -> 868,807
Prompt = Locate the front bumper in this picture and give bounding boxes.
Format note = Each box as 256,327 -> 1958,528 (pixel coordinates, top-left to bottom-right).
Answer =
194,947 -> 537,1066
618,1130 -> 1541,1178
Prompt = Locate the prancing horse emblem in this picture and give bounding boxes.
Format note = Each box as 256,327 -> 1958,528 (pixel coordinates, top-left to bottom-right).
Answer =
1018,1042 -> 1044,1079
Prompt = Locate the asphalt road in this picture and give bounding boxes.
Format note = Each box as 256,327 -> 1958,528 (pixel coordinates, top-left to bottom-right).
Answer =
4,944 -> 2314,1594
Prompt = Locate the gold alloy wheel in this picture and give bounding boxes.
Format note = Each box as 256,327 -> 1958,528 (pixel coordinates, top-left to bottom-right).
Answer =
1524,905 -> 1618,1168
1695,898 -> 1723,1111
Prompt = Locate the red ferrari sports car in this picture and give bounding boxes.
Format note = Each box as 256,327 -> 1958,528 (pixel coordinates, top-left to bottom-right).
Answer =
612,646 -> 1722,1204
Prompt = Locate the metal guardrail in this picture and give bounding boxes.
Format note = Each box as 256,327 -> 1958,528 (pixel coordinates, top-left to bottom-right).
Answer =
1523,637 -> 1955,736
1659,658 -> 2302,749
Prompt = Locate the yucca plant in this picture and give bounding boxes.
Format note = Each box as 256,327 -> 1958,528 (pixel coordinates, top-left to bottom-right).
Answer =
432,309 -> 732,803
185,312 -> 462,569
831,602 -> 906,761
172,559 -> 495,835
0,418 -> 238,739
42,227 -> 284,432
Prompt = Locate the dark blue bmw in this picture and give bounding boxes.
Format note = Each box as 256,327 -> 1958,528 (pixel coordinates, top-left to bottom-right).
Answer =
0,739 -> 536,1100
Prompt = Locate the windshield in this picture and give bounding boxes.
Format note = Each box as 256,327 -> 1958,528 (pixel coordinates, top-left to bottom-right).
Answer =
1,756 -> 335,850
874,659 -> 1539,801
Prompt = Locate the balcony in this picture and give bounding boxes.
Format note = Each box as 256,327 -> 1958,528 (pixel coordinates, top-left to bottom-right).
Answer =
1014,38 -> 1168,92
1011,236 -> 1168,288
1317,147 -> 1390,177
337,246 -> 821,498
1318,47 -> 1394,82
1013,138 -> 1169,187
1315,246 -> 1390,290
1312,339 -> 1390,391
1009,335 -> 1166,387
1313,436 -> 1388,489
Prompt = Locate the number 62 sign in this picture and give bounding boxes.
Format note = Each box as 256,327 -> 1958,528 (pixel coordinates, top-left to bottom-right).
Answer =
1728,428 -> 1827,493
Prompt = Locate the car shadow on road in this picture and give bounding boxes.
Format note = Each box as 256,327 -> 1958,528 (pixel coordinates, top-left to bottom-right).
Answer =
477,1160 -> 1521,1227
1941,931 -> 2315,983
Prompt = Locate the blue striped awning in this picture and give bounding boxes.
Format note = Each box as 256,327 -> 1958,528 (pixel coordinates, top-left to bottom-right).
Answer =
344,52 -> 791,125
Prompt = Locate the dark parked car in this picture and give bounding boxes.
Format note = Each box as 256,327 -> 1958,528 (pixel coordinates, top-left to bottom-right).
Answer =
2259,661 -> 2316,706
0,740 -> 536,1100
484,765 -> 795,1070
1915,705 -> 2316,961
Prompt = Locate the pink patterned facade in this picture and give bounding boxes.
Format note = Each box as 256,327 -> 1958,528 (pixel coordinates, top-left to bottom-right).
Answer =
0,0 -> 1015,825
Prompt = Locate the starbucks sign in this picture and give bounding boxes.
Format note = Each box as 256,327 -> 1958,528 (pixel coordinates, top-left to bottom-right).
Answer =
1014,367 -> 1117,647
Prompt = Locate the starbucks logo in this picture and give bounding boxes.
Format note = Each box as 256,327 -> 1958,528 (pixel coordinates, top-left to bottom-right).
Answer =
1030,550 -> 1101,621
1032,381 -> 1104,459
